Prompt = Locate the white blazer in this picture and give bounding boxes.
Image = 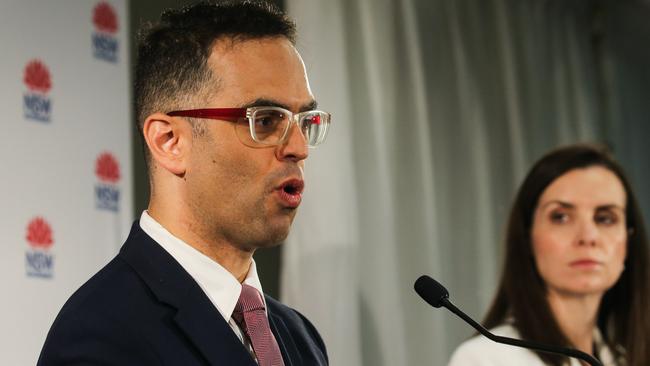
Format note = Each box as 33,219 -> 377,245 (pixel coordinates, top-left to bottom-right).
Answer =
447,324 -> 620,366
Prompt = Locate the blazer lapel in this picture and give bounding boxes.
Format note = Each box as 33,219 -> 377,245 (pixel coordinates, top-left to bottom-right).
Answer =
268,311 -> 300,366
119,222 -> 256,366
173,298 -> 255,366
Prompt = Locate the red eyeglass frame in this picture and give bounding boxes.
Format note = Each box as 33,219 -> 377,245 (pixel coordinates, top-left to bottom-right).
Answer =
166,106 -> 330,147
167,108 -> 247,121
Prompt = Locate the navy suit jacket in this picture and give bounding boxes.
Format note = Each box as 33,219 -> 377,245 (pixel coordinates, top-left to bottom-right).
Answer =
38,222 -> 328,365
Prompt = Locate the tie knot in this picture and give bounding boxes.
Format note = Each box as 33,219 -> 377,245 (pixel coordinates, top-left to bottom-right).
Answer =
235,284 -> 265,314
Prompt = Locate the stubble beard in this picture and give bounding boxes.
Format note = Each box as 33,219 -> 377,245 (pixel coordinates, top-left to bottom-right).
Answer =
189,140 -> 301,252
228,200 -> 296,252
222,166 -> 302,251
193,189 -> 296,253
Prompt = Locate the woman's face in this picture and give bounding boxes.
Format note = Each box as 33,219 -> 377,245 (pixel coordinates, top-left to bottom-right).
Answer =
531,166 -> 627,297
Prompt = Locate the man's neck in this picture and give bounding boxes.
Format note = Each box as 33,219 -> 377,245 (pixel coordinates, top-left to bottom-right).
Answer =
147,204 -> 254,283
547,290 -> 602,355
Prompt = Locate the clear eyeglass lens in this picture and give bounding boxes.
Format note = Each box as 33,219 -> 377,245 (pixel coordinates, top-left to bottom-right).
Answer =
248,108 -> 329,146
301,112 -> 329,146
252,109 -> 289,143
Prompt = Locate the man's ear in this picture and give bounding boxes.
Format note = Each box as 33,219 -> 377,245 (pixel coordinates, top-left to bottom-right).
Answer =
142,112 -> 191,176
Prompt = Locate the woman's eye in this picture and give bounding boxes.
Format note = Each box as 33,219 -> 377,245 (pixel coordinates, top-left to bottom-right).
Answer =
595,212 -> 618,225
549,211 -> 569,224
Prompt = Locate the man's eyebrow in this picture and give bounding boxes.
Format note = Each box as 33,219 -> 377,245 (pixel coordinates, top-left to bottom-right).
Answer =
301,100 -> 318,112
241,98 -> 289,109
241,98 -> 318,112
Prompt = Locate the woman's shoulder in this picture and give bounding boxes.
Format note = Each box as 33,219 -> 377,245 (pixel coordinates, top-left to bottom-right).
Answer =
447,324 -> 546,366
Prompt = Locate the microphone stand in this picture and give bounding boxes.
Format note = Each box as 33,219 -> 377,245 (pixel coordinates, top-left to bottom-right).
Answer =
441,298 -> 603,366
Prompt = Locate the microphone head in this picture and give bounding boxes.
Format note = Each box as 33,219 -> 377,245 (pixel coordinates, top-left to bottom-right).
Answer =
414,275 -> 450,308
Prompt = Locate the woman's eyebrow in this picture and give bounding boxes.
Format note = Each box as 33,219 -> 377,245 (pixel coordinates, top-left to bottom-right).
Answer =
539,200 -> 575,210
596,204 -> 625,211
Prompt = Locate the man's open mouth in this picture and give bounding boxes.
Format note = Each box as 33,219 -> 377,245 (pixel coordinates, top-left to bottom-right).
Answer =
276,179 -> 304,208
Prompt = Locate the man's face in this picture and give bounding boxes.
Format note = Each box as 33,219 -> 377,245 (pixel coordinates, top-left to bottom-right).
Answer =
184,37 -> 314,252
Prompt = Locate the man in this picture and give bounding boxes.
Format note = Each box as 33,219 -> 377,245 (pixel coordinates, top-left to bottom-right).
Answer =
38,1 -> 330,365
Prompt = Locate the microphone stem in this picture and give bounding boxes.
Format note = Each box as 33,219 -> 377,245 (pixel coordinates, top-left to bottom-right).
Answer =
441,298 -> 602,366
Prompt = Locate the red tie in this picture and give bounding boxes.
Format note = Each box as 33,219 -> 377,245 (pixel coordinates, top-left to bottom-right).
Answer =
232,284 -> 285,366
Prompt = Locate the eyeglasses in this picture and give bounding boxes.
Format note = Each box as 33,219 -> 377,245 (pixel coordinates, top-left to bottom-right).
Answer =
167,106 -> 331,147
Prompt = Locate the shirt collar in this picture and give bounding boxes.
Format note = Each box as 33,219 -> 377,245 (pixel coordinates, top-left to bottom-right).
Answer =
139,211 -> 266,321
593,327 -> 619,366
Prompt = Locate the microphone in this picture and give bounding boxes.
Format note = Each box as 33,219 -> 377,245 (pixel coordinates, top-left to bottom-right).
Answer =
414,275 -> 603,366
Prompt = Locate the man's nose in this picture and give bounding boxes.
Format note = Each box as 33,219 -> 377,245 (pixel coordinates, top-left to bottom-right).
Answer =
275,121 -> 309,162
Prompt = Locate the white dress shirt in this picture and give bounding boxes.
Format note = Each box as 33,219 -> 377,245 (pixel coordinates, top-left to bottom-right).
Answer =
447,323 -> 621,366
139,211 -> 265,358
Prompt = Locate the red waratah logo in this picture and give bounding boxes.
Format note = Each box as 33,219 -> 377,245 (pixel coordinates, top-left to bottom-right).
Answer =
96,152 -> 120,183
26,217 -> 54,249
93,2 -> 118,34
23,60 -> 51,93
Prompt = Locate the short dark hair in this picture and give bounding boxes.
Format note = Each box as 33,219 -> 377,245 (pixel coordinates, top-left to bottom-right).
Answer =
134,0 -> 296,161
482,143 -> 650,366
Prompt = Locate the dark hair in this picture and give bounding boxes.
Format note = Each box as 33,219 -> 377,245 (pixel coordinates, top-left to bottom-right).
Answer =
134,0 -> 296,161
483,143 -> 650,366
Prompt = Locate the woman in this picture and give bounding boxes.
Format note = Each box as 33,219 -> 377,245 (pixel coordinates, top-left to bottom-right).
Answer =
448,144 -> 650,366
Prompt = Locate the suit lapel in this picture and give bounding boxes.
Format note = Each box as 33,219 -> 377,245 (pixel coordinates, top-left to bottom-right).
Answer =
119,222 -> 256,366
173,298 -> 255,366
268,310 -> 300,366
